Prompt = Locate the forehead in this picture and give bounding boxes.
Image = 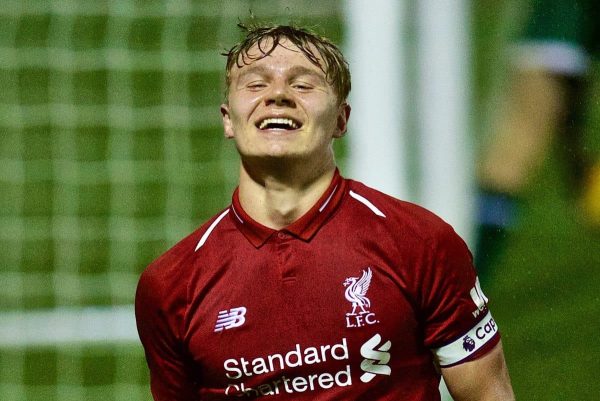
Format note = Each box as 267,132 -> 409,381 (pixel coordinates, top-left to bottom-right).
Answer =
230,39 -> 326,78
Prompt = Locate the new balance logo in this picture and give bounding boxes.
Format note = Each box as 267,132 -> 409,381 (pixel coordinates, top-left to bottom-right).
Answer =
360,333 -> 392,383
214,307 -> 247,332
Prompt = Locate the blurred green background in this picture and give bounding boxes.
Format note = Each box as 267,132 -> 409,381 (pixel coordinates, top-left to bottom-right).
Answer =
475,1 -> 600,400
0,0 -> 598,400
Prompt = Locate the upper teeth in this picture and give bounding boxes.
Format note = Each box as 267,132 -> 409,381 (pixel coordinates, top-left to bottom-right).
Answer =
258,118 -> 299,130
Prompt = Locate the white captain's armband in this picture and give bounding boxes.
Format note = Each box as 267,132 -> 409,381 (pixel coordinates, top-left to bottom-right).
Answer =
433,311 -> 498,367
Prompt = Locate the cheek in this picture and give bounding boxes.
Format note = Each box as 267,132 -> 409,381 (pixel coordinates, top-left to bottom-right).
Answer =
314,105 -> 341,130
299,97 -> 336,121
231,99 -> 263,128
230,91 -> 262,109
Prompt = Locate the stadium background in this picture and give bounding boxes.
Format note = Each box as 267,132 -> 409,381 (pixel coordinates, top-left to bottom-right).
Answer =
0,0 -> 598,400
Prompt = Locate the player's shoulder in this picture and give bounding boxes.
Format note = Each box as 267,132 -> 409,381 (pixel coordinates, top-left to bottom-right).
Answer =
138,207 -> 233,287
345,179 -> 455,241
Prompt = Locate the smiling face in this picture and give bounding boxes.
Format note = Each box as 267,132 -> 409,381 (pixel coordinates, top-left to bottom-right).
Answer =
221,40 -> 350,169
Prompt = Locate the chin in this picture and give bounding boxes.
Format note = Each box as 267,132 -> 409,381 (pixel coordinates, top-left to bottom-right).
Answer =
259,143 -> 302,158
244,151 -> 304,165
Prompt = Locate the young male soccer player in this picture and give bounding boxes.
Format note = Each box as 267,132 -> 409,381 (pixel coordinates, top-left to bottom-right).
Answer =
136,24 -> 515,400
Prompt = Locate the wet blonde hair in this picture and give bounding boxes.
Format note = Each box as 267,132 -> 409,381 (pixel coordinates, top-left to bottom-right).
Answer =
222,23 -> 351,103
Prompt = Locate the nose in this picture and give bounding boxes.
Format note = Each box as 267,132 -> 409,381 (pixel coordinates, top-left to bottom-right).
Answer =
265,81 -> 295,107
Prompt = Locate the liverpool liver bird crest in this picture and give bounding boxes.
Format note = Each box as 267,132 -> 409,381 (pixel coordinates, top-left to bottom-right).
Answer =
343,267 -> 373,315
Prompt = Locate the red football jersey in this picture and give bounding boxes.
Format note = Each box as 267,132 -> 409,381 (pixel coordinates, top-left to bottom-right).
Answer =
135,170 -> 500,400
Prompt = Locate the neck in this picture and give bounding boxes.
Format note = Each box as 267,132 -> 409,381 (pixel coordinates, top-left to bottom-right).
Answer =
237,158 -> 337,230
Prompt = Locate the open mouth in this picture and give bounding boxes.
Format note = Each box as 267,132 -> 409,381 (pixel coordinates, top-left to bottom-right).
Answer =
256,117 -> 302,131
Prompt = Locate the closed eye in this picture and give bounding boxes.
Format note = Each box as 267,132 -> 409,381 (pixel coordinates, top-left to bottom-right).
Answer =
247,82 -> 267,90
292,84 -> 312,90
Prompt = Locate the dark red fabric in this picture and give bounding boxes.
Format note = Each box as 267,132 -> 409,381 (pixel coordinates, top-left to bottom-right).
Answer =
135,173 -> 499,400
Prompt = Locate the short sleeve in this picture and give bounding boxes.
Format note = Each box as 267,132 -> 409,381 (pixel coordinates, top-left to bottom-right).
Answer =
135,268 -> 197,400
419,225 -> 500,367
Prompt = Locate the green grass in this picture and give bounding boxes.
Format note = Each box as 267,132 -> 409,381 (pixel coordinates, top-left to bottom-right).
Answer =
473,2 -> 600,398
485,150 -> 600,400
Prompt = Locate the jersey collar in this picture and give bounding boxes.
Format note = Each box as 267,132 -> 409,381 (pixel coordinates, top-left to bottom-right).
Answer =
230,169 -> 347,248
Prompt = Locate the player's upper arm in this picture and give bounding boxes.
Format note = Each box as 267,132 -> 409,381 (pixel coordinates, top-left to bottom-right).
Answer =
136,268 -> 197,401
420,224 -> 500,363
441,341 -> 515,401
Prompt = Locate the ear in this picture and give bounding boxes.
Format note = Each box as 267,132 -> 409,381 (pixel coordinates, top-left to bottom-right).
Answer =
334,102 -> 351,138
221,103 -> 235,139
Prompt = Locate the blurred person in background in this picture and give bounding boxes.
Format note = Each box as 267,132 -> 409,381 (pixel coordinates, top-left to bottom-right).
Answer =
135,23 -> 514,400
475,0 -> 600,280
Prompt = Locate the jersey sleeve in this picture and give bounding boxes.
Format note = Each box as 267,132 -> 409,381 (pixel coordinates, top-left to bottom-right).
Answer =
419,224 -> 500,367
135,267 -> 197,400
